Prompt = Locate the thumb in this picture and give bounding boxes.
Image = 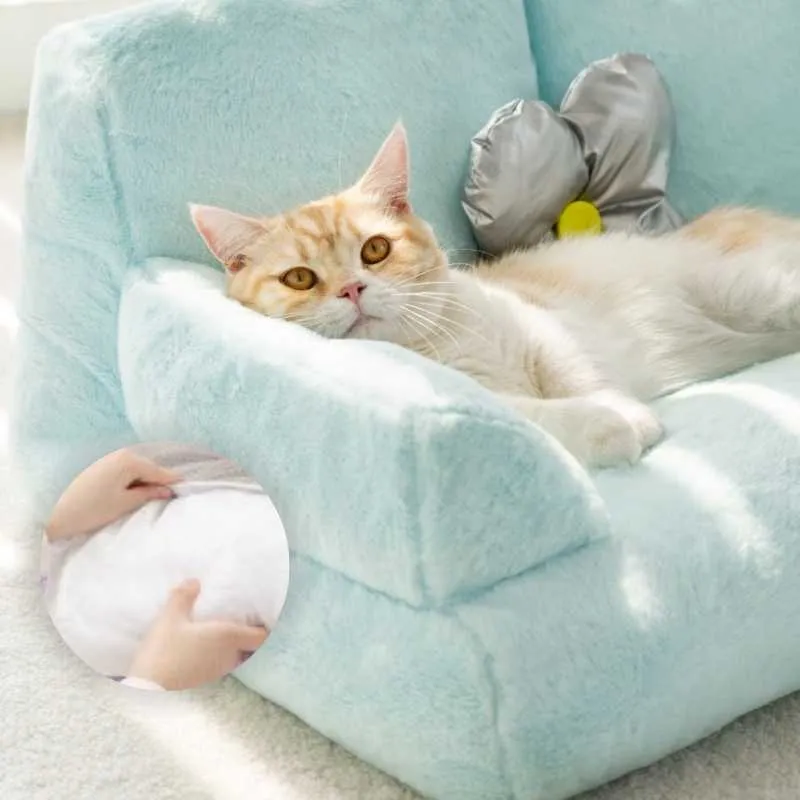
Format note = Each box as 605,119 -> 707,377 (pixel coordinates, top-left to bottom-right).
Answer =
164,578 -> 202,619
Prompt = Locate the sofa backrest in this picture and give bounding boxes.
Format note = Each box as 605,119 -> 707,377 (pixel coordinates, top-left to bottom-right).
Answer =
37,0 -> 537,268
16,0 -> 538,490
523,0 -> 800,220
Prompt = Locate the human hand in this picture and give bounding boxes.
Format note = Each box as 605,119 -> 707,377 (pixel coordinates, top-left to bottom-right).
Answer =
45,448 -> 180,542
127,578 -> 269,691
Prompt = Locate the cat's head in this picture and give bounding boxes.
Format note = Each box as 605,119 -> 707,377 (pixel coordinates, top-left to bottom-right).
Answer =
190,123 -> 448,342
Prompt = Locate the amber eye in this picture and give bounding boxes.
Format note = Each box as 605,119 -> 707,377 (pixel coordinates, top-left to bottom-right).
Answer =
279,267 -> 318,291
360,235 -> 391,266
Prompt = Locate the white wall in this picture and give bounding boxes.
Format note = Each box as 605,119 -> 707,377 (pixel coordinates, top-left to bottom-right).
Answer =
0,0 -> 146,112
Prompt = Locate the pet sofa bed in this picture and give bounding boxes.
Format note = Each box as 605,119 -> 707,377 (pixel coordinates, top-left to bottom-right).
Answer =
12,1 -> 800,798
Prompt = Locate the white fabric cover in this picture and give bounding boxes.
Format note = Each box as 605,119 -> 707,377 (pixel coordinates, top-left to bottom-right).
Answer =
44,480 -> 290,677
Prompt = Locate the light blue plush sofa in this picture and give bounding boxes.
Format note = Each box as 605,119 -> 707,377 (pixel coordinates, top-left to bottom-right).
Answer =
13,1 -> 800,799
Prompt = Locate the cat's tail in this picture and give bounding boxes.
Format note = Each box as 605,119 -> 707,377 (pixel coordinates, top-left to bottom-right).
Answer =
656,322 -> 800,397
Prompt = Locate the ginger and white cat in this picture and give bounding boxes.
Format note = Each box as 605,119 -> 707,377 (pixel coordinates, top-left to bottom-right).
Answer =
190,123 -> 800,468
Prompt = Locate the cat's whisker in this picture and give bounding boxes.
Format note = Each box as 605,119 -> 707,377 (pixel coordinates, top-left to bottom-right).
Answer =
400,280 -> 457,289
285,310 -> 343,331
399,297 -> 444,330
391,262 -> 453,285
394,284 -> 457,297
401,300 -> 447,329
401,302 -> 464,353
395,314 -> 417,346
396,263 -> 451,285
393,278 -> 458,294
286,317 -> 318,327
404,294 -> 486,331
417,262 -> 448,277
411,325 -> 446,364
394,291 -> 459,302
420,318 -> 462,354
399,311 -> 444,363
401,303 -> 441,334
408,300 -> 491,348
441,314 -> 491,346
393,286 -> 457,297
396,290 -> 481,318
401,304 -> 455,339
396,313 -> 427,347
399,296 -> 482,328
446,246 -> 494,261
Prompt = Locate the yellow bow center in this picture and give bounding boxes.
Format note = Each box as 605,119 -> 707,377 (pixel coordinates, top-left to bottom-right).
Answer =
556,201 -> 603,239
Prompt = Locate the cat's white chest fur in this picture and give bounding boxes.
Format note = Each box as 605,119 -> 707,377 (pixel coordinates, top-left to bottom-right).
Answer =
439,276 -> 543,396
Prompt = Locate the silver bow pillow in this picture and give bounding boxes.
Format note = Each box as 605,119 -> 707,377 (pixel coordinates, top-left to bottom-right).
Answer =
462,53 -> 684,256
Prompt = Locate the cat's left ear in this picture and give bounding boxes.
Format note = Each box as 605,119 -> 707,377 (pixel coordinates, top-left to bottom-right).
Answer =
358,121 -> 412,215
189,204 -> 269,272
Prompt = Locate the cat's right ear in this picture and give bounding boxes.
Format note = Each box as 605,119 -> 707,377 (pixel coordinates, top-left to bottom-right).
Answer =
189,204 -> 268,273
358,121 -> 412,215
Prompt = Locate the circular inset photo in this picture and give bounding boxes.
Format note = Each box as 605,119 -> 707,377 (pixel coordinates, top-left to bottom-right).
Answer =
39,442 -> 289,691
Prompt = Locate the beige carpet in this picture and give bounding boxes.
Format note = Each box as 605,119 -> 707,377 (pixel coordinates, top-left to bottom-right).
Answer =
2,113 -> 799,800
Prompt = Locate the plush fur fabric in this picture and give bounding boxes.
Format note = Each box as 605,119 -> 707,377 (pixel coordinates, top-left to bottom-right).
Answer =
117,259 -> 800,800
120,259 -> 800,800
523,0 -> 800,220
12,0 -> 536,510
120,260 -> 604,606
11,1 -> 800,799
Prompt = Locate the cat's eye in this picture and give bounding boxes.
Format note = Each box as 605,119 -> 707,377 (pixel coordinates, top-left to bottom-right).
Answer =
279,267 -> 318,291
361,235 -> 391,266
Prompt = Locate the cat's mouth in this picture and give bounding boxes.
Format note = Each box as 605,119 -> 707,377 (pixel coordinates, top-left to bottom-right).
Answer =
343,313 -> 380,337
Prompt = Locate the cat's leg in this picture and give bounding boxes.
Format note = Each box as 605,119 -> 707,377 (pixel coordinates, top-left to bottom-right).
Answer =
498,390 -> 663,468
494,308 -> 664,466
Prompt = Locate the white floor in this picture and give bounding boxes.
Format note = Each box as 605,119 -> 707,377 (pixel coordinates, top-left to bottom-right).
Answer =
1,113 -> 799,800
0,113 -> 23,468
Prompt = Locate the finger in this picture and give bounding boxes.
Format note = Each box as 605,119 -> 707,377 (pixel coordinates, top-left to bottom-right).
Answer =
126,454 -> 181,487
220,622 -> 269,652
130,483 -> 176,502
117,483 -> 174,516
164,578 -> 202,618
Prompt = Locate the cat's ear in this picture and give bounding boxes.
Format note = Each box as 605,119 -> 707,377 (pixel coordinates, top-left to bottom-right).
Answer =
358,121 -> 412,215
189,204 -> 268,273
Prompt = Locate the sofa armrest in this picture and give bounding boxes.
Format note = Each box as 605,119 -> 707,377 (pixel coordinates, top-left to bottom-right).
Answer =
119,259 -> 610,605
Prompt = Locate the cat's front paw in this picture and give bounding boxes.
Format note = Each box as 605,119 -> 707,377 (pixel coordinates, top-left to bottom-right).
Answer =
624,402 -> 664,453
575,405 -> 644,468
564,395 -> 664,468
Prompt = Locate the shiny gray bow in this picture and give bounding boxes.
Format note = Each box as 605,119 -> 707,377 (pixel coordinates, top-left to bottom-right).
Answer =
462,53 -> 684,256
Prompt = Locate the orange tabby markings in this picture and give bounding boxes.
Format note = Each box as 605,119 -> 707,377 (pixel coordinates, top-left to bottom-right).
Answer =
683,207 -> 800,253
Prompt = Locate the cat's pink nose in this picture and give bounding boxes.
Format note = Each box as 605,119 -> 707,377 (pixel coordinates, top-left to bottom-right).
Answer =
338,282 -> 366,306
